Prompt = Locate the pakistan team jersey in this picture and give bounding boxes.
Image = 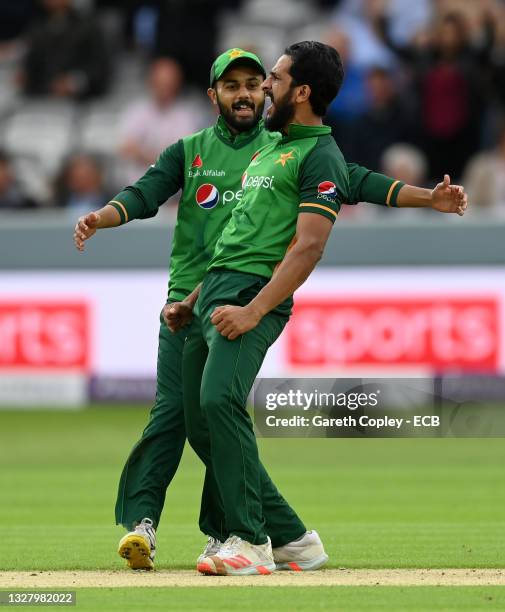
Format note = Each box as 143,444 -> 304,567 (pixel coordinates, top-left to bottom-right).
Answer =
109,117 -> 403,299
209,124 -> 349,278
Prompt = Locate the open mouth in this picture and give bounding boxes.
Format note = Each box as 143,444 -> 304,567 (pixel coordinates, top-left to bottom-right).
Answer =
265,93 -> 274,116
233,102 -> 254,117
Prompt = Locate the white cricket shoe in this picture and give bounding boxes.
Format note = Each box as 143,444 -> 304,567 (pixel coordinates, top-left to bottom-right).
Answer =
197,535 -> 276,576
197,536 -> 223,564
273,530 -> 329,571
118,517 -> 156,570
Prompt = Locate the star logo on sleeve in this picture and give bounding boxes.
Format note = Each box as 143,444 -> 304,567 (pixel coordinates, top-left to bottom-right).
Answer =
275,150 -> 295,167
228,49 -> 245,59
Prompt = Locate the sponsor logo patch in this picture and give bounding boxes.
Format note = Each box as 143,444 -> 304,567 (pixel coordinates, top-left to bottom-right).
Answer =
275,151 -> 295,167
242,174 -> 275,190
195,183 -> 220,209
318,181 -> 337,196
191,154 -> 203,168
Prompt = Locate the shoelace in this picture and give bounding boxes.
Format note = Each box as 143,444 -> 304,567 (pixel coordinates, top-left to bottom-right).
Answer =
137,518 -> 156,548
204,537 -> 222,555
219,535 -> 244,557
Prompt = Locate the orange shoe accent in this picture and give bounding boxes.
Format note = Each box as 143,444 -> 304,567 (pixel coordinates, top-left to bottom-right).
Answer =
209,555 -> 227,575
235,555 -> 251,566
223,558 -> 242,569
197,562 -> 216,575
256,565 -> 272,575
288,562 -> 303,571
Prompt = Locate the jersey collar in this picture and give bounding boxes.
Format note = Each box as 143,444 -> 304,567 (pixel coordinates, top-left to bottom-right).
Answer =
281,123 -> 331,142
214,115 -> 264,148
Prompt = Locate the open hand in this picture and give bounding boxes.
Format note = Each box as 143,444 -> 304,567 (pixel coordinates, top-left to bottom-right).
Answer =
74,212 -> 101,251
431,175 -> 468,216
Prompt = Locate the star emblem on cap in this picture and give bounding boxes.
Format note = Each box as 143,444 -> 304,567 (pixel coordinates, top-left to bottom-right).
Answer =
275,151 -> 295,167
228,49 -> 245,59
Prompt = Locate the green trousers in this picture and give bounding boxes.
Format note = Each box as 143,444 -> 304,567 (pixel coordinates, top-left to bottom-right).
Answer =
115,313 -> 188,530
182,269 -> 306,545
116,300 -> 306,547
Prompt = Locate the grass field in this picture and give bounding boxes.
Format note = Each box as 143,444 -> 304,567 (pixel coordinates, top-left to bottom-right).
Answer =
3,586 -> 505,611
1,406 -> 505,610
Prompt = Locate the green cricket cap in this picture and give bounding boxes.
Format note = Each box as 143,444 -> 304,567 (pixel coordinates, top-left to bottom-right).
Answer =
210,48 -> 266,87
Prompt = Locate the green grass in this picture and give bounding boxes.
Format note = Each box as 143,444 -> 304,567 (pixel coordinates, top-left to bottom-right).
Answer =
1,406 -> 504,571
2,587 -> 502,612
2,406 -> 505,611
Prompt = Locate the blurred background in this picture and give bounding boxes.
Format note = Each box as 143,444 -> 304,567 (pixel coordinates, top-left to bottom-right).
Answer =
0,0 -> 504,406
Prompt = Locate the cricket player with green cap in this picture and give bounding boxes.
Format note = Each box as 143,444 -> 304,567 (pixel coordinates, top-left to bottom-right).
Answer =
73,46 -> 467,572
209,47 -> 266,85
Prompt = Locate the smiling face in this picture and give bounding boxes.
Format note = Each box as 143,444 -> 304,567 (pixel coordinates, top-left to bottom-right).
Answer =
208,64 -> 265,133
262,55 -> 298,132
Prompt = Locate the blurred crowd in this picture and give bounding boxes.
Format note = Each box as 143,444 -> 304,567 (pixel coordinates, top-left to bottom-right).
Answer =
1,0 -> 505,219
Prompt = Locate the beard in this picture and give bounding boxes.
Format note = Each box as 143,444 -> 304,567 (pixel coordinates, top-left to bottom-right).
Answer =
217,95 -> 264,133
264,89 -> 296,132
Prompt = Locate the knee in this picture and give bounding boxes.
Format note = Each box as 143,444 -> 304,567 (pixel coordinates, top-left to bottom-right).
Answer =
201,392 -> 247,421
200,395 -> 220,416
186,427 -> 209,462
185,411 -> 207,449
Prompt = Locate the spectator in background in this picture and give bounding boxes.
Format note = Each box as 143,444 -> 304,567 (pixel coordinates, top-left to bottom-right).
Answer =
332,0 -> 397,70
324,29 -> 369,158
55,153 -> 110,215
0,151 -> 36,210
19,0 -> 110,100
347,66 -> 413,170
463,122 -> 505,218
378,10 -> 487,180
155,0 -> 242,89
117,57 -> 199,185
418,12 -> 484,180
488,2 -> 505,110
324,28 -> 369,118
381,143 -> 428,188
0,1 -> 35,60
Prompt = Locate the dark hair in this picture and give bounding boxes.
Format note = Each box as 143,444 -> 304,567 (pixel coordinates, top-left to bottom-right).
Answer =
284,41 -> 344,116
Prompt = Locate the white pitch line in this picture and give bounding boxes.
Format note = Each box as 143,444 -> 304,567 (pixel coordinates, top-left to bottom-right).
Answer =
1,569 -> 505,588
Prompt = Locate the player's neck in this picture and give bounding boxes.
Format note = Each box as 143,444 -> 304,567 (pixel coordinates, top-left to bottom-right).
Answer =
290,108 -> 323,128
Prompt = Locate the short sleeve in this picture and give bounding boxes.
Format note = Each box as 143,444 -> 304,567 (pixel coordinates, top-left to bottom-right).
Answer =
298,139 -> 348,224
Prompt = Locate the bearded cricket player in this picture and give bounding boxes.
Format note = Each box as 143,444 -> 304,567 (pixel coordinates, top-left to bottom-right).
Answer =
73,46 -> 467,572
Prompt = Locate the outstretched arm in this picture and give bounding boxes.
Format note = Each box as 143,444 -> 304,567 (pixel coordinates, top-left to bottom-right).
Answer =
73,206 -> 121,251
397,175 -> 467,215
73,139 -> 185,251
347,164 -> 468,215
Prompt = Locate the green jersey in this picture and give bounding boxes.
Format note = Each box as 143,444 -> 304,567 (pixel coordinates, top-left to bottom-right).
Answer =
209,124 -> 345,278
109,117 -> 403,299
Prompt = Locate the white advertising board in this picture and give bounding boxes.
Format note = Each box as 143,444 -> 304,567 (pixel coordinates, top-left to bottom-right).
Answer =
0,267 -> 503,404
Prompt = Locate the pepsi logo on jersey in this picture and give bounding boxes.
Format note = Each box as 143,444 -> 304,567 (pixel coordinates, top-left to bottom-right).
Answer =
195,184 -> 244,209
195,184 -> 220,209
317,181 -> 337,203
